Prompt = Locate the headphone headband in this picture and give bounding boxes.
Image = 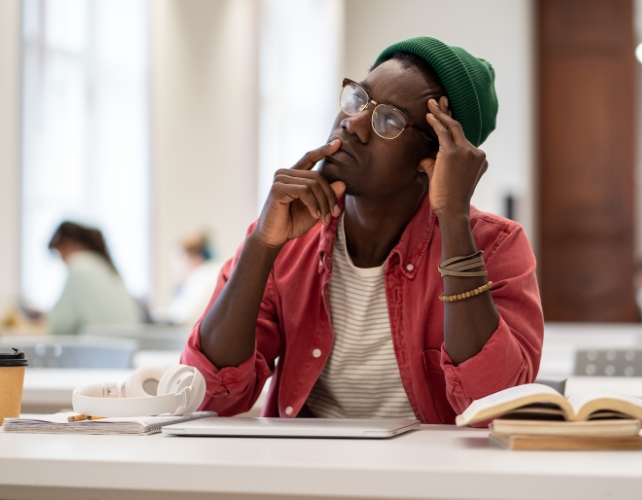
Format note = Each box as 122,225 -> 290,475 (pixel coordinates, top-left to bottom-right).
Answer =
72,365 -> 204,417
73,387 -> 186,418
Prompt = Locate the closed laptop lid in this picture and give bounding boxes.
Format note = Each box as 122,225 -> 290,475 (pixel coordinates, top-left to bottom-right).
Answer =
162,417 -> 420,438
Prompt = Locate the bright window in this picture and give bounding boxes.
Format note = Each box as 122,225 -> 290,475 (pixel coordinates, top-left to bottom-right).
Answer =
258,0 -> 344,208
21,0 -> 150,309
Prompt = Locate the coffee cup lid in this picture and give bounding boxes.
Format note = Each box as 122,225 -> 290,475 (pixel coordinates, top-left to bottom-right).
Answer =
0,348 -> 29,367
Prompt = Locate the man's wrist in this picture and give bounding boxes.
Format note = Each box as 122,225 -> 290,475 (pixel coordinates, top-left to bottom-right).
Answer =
437,209 -> 478,263
436,210 -> 470,228
246,231 -> 283,263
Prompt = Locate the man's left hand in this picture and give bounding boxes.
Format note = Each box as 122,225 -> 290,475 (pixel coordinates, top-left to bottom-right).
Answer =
418,97 -> 488,219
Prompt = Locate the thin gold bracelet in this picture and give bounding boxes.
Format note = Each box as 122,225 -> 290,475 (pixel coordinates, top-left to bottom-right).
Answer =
439,281 -> 493,303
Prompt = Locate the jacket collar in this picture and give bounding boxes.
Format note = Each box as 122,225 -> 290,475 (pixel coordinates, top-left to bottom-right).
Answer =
317,193 -> 437,279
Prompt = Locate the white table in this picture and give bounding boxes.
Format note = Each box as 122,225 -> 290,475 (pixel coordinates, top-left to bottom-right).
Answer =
1,424 -> 641,500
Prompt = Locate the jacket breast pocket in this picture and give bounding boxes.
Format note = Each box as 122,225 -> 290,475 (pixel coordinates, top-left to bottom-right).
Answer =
422,349 -> 457,424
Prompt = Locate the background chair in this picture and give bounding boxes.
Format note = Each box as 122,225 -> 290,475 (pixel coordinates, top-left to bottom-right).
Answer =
574,349 -> 642,377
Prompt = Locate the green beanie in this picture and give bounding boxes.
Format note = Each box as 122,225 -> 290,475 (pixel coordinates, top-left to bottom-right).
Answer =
374,37 -> 498,147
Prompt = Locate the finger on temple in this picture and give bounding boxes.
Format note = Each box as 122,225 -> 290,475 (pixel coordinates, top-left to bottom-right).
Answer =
428,99 -> 466,145
440,96 -> 453,117
291,140 -> 341,170
426,112 -> 454,149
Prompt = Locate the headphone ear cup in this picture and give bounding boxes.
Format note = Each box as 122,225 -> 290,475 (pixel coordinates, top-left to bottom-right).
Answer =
158,364 -> 206,415
123,365 -> 167,398
183,367 -> 206,415
118,379 -> 127,398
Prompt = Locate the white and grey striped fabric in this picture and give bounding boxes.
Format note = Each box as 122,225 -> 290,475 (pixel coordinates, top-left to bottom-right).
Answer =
305,214 -> 415,419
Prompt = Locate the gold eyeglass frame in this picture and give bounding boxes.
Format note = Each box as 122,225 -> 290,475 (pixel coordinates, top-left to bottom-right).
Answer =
340,78 -> 433,142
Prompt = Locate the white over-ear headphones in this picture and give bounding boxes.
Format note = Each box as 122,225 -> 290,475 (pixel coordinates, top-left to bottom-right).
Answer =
72,364 -> 206,417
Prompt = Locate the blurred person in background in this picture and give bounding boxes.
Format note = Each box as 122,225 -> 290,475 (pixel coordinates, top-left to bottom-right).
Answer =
161,232 -> 222,326
47,221 -> 142,335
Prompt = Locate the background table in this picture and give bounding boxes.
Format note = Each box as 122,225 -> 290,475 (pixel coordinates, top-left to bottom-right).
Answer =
21,368 -> 134,413
1,424 -> 642,500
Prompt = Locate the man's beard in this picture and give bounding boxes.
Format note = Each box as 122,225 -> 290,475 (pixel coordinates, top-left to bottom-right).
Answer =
317,165 -> 363,197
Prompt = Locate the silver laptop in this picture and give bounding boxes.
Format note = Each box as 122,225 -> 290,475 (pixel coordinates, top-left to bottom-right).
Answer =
163,417 -> 420,439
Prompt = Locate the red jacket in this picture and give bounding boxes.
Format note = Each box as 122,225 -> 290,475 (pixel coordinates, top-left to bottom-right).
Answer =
181,195 -> 544,424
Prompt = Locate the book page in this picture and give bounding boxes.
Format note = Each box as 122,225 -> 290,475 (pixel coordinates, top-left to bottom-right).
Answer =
6,412 -> 202,425
456,383 -> 572,426
491,418 -> 641,437
567,390 -> 642,421
2,412 -> 218,435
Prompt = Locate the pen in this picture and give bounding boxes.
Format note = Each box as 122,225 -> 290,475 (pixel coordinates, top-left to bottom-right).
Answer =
67,414 -> 106,422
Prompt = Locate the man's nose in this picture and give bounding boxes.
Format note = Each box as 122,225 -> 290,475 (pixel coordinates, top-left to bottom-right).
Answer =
340,108 -> 371,144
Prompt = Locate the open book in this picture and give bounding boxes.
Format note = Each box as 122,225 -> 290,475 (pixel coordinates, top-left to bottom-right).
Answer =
2,412 -> 217,436
456,383 -> 642,426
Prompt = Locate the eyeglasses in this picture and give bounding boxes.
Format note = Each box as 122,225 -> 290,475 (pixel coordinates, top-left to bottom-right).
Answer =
339,78 -> 433,142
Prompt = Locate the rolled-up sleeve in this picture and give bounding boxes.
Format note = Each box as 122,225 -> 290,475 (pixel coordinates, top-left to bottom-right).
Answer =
440,223 -> 543,417
180,224 -> 282,416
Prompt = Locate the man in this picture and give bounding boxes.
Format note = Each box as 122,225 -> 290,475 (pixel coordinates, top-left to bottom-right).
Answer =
181,37 -> 543,424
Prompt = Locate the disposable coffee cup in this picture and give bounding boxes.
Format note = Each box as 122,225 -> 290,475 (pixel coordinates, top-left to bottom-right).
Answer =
0,348 -> 28,425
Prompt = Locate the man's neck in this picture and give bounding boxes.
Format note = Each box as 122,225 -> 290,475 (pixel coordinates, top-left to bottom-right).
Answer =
342,188 -> 426,268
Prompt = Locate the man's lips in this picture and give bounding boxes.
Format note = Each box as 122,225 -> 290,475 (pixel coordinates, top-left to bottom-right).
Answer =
329,150 -> 356,164
329,138 -> 358,162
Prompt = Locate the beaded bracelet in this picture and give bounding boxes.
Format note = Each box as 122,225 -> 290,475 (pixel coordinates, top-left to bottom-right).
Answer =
439,281 -> 493,303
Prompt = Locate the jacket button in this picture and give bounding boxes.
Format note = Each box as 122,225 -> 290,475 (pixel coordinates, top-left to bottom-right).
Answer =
312,348 -> 322,358
285,406 -> 293,415
406,263 -> 414,271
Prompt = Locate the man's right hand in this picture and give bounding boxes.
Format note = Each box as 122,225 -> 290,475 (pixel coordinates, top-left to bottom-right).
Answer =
254,140 -> 347,249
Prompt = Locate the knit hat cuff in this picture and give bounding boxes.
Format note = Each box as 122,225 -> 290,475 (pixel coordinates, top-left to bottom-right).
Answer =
374,37 -> 496,147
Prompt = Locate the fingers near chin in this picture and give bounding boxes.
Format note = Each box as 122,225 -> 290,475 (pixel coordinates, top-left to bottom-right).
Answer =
293,140 -> 341,170
323,139 -> 341,156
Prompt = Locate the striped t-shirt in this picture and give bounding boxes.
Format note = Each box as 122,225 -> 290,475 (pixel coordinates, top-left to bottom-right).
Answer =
304,214 -> 415,419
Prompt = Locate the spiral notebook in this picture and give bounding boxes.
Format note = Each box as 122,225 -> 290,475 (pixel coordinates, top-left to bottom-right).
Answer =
2,411 -> 217,436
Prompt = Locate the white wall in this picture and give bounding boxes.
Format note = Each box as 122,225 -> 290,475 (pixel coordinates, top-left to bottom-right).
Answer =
0,0 -> 535,312
343,0 -> 535,241
257,0 -> 344,206
0,0 -> 21,314
149,0 -> 535,306
149,0 -> 260,307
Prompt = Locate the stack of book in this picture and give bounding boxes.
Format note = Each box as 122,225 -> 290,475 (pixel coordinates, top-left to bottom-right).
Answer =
457,384 -> 642,450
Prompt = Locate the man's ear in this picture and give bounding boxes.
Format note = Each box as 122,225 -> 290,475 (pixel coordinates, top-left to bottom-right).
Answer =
417,157 -> 436,183
415,157 -> 432,186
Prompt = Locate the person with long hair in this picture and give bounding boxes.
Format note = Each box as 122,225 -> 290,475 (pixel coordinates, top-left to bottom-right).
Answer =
47,221 -> 142,335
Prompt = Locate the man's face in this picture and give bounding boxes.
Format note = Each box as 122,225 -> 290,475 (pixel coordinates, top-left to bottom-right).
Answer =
319,59 -> 442,198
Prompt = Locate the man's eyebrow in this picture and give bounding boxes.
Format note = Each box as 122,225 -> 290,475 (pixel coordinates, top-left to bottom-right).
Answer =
359,79 -> 413,117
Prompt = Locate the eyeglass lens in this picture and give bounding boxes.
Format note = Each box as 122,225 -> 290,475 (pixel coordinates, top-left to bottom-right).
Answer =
340,81 -> 407,139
